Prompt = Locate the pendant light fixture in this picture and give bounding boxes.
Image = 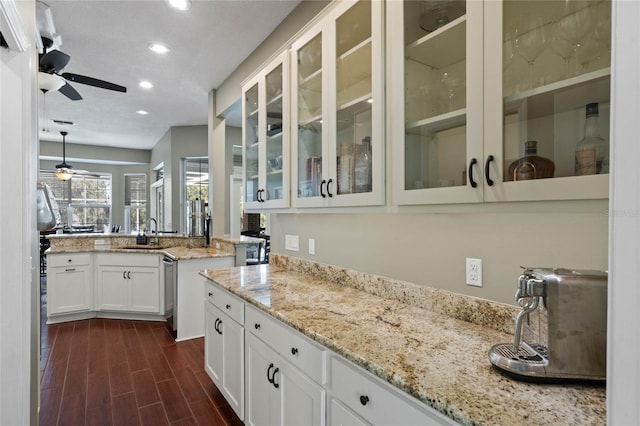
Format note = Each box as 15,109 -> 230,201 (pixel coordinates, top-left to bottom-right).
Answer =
55,131 -> 74,181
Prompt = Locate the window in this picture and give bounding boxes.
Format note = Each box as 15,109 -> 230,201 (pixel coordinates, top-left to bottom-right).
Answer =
124,174 -> 147,233
40,171 -> 112,231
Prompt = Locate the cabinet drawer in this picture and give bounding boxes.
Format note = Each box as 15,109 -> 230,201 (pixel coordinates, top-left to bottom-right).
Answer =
48,253 -> 91,267
205,282 -> 244,325
246,304 -> 325,384
329,355 -> 456,426
97,253 -> 159,267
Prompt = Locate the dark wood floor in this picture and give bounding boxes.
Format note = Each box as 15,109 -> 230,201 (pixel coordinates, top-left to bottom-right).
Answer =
39,303 -> 244,425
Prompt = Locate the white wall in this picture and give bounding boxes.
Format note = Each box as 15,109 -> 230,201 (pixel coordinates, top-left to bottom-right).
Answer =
0,0 -> 38,423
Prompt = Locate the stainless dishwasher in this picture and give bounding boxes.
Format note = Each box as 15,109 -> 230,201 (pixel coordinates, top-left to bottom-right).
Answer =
162,255 -> 177,336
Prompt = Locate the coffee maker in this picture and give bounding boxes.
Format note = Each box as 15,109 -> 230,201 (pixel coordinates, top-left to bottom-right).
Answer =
488,267 -> 607,381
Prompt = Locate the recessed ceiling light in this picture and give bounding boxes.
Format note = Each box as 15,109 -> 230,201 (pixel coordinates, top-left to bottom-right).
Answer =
168,0 -> 191,11
139,80 -> 154,89
148,43 -> 170,54
136,110 -> 149,115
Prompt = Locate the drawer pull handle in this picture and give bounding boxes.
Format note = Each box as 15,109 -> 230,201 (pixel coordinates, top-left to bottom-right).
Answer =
272,368 -> 280,389
226,304 -> 231,310
360,395 -> 370,406
254,323 -> 261,330
216,319 -> 223,335
65,268 -> 76,272
267,363 -> 275,384
291,347 -> 298,355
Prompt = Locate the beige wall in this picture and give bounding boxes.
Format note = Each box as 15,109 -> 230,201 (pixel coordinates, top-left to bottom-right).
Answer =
151,125 -> 208,233
271,201 -> 609,305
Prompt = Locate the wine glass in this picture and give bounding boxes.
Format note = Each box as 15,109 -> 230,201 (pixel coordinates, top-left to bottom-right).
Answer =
440,71 -> 461,112
514,16 -> 548,89
558,3 -> 595,76
550,22 -> 574,79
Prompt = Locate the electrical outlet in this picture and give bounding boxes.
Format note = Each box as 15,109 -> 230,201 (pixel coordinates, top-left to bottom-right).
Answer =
308,238 -> 315,255
466,258 -> 482,287
285,234 -> 299,251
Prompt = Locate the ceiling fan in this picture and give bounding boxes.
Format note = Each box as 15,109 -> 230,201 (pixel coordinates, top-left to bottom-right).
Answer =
55,130 -> 73,180
38,37 -> 127,101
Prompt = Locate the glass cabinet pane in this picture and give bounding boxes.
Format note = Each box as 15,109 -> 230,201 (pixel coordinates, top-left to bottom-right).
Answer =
335,0 -> 372,195
297,33 -> 323,199
245,83 -> 259,202
266,64 -> 284,201
502,0 -> 611,183
403,0 -> 467,190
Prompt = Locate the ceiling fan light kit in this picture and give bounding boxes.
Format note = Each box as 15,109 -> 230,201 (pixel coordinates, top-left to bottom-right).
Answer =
55,131 -> 74,181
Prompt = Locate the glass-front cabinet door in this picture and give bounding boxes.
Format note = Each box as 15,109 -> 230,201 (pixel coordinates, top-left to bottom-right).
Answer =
292,0 -> 384,208
390,0 -> 484,205
243,51 -> 289,210
391,0 -> 611,205
484,0 -> 610,201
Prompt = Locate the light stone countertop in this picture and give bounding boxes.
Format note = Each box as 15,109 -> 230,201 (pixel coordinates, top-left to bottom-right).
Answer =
199,262 -> 606,426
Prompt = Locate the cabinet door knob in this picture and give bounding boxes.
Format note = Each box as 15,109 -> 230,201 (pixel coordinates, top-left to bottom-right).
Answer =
226,304 -> 231,310
360,395 -> 370,406
256,189 -> 261,202
208,292 -> 213,297
68,258 -> 72,263
123,271 -> 126,279
327,179 -> 334,197
485,155 -> 495,186
254,323 -> 261,330
320,179 -> 326,198
127,271 -> 131,279
291,347 -> 298,355
468,158 -> 478,188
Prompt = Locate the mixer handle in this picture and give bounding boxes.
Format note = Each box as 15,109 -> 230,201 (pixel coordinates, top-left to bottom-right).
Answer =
513,296 -> 540,352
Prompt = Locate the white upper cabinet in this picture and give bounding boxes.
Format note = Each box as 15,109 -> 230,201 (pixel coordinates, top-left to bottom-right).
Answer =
243,51 -> 290,210
291,0 -> 385,208
390,0 -> 611,205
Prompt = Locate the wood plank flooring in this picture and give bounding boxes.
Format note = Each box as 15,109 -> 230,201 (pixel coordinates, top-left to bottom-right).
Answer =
39,316 -> 244,426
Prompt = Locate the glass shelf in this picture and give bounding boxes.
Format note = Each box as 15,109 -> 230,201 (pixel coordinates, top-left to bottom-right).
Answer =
406,15 -> 466,69
406,108 -> 466,134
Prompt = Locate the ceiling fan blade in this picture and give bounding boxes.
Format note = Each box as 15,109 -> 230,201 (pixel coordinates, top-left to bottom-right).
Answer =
58,83 -> 83,101
39,50 -> 70,73
61,73 -> 127,93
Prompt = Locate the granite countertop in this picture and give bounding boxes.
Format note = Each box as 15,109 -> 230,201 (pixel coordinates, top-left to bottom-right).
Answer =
199,262 -> 606,426
47,244 -> 234,260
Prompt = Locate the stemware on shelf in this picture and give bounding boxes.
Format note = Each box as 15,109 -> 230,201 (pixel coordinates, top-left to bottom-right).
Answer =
549,22 -> 574,79
514,16 -> 548,89
558,3 -> 595,76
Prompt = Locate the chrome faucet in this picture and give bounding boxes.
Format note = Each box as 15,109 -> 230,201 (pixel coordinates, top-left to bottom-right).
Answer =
147,217 -> 159,245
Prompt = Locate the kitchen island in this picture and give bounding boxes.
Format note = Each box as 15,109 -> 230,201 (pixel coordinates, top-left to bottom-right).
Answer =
44,234 -> 235,334
200,254 -> 606,426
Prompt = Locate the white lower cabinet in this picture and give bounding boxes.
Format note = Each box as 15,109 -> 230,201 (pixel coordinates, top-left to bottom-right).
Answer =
245,331 -> 325,426
96,253 -> 161,313
328,355 -> 457,426
205,298 -> 244,420
47,253 -> 93,317
205,284 -> 457,425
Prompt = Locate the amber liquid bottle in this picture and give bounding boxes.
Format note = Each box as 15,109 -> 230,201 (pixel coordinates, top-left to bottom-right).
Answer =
507,140 -> 555,181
